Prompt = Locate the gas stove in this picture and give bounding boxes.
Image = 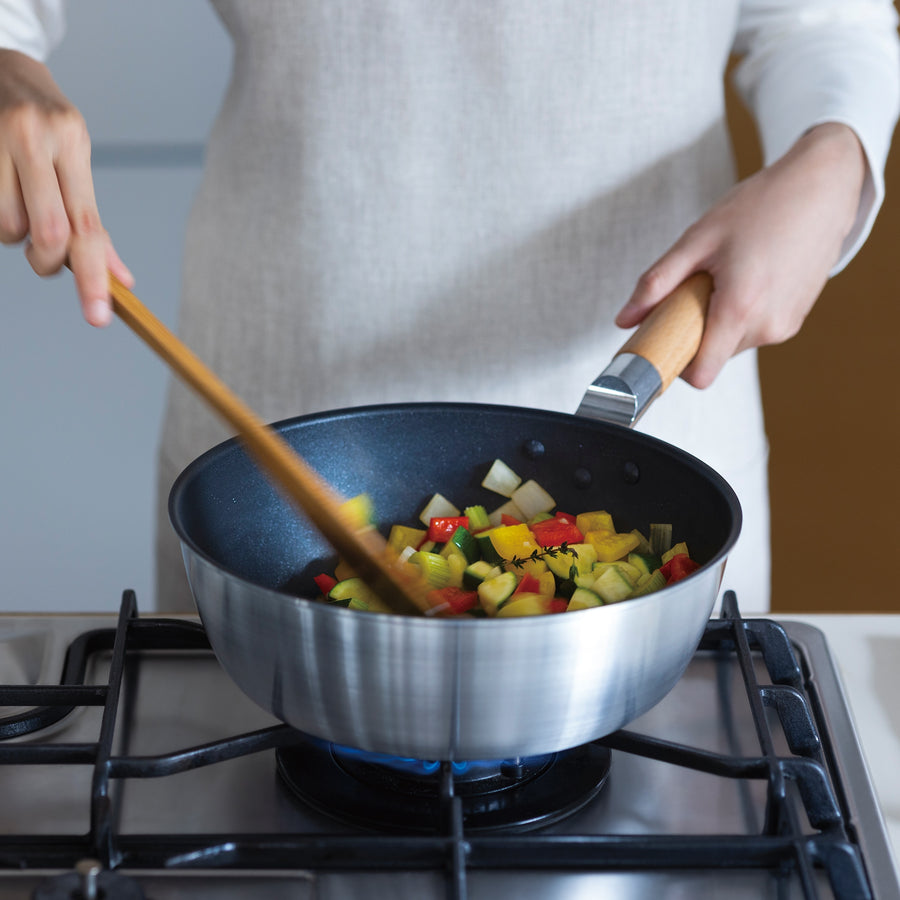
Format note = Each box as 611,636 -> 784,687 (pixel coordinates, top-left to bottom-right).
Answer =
0,591 -> 896,899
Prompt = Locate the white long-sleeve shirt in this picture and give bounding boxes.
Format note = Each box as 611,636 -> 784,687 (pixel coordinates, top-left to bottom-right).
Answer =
3,1 -> 899,611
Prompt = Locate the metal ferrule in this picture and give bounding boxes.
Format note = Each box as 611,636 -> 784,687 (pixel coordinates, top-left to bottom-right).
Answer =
575,353 -> 663,427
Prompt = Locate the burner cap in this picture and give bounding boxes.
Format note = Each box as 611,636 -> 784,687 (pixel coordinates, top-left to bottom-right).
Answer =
277,736 -> 610,833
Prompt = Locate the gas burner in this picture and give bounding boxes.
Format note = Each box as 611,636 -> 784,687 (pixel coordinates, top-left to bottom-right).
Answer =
276,734 -> 611,833
33,859 -> 145,900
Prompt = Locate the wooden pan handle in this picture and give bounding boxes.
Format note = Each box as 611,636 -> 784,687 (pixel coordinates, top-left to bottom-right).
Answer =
106,273 -> 431,616
617,272 -> 713,391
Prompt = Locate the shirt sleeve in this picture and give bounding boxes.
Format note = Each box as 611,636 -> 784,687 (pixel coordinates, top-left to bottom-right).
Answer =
732,0 -> 900,272
0,0 -> 66,61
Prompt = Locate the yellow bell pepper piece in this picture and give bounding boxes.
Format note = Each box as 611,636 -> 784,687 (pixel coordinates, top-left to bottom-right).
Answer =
489,523 -> 540,562
576,510 -> 615,535
585,529 -> 641,563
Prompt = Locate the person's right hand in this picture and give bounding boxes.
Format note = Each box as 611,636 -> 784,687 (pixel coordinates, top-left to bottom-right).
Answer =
0,48 -> 133,326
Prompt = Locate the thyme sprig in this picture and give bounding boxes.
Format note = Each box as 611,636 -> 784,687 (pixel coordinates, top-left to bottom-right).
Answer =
508,542 -> 578,570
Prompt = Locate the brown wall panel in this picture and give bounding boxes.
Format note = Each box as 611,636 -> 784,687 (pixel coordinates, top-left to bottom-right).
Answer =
725,36 -> 900,612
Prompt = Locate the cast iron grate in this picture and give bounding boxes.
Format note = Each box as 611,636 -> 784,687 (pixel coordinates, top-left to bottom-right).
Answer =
0,591 -> 878,899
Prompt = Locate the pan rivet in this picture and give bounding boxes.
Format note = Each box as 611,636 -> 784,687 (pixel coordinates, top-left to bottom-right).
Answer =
574,467 -> 592,488
623,461 -> 640,484
523,439 -> 545,459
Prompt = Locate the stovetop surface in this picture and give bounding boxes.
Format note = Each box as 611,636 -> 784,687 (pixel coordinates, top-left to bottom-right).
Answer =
0,593 -> 896,899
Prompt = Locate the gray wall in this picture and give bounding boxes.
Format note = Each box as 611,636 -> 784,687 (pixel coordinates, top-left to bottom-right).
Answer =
0,3 -> 231,611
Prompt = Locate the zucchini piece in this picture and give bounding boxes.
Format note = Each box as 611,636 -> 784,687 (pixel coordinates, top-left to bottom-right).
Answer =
328,577 -> 391,613
462,560 -> 502,590
496,593 -> 551,617
443,526 -> 479,563
592,560 -> 642,585
591,565 -> 635,603
474,531 -> 505,566
477,570 -> 518,615
567,587 -> 603,611
627,552 -> 662,578
544,542 -> 597,579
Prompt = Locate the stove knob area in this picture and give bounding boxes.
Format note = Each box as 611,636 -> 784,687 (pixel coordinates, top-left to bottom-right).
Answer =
32,859 -> 146,900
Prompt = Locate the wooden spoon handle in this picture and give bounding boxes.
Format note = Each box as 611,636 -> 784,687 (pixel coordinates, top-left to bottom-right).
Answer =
617,272 -> 713,391
107,273 -> 430,616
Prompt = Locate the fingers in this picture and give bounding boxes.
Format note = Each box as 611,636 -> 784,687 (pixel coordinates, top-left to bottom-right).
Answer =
0,152 -> 27,242
616,223 -> 717,330
0,53 -> 121,327
55,119 -> 114,326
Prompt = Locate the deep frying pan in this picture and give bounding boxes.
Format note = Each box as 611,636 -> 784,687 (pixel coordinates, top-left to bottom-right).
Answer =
168,275 -> 742,760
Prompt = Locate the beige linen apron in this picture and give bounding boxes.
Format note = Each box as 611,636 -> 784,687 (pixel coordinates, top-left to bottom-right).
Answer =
155,0 -> 770,612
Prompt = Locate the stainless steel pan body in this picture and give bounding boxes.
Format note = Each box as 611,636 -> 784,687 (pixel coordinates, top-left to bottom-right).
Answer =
170,402 -> 741,760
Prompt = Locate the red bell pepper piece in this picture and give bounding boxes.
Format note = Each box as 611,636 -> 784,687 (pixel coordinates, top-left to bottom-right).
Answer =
530,517 -> 584,548
427,586 -> 479,615
512,572 -> 542,597
313,573 -> 338,596
659,554 -> 700,584
554,511 -> 578,525
549,598 -> 569,614
501,513 -> 523,526
427,516 -> 469,542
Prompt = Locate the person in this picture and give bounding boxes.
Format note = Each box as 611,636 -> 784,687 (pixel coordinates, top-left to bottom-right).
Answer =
1,1 -> 898,613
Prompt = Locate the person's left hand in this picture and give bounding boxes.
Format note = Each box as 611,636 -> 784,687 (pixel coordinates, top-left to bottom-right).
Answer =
615,122 -> 867,389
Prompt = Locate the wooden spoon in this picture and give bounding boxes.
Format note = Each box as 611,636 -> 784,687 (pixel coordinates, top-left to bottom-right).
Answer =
105,272 -> 432,616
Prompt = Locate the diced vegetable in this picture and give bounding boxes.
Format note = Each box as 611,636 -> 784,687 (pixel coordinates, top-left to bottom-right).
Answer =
576,510 -> 615,535
313,573 -> 338,595
543,543 -> 596,579
328,577 -> 391,613
488,500 -> 525,528
510,479 -> 556,520
477,570 -> 518,615
464,505 -> 491,532
649,523 -> 674,556
585,529 -> 641,563
567,587 -> 603,611
440,526 -> 479,564
488,524 -> 541,566
660,553 -> 700,583
339,493 -> 375,530
591,565 -> 635,603
530,516 -> 584,548
408,551 -> 451,589
661,541 -> 690,564
427,586 -> 479,615
419,493 -> 460,525
387,524 -> 427,555
462,560 -> 503,589
496,593 -> 551,617
481,459 -> 523,497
